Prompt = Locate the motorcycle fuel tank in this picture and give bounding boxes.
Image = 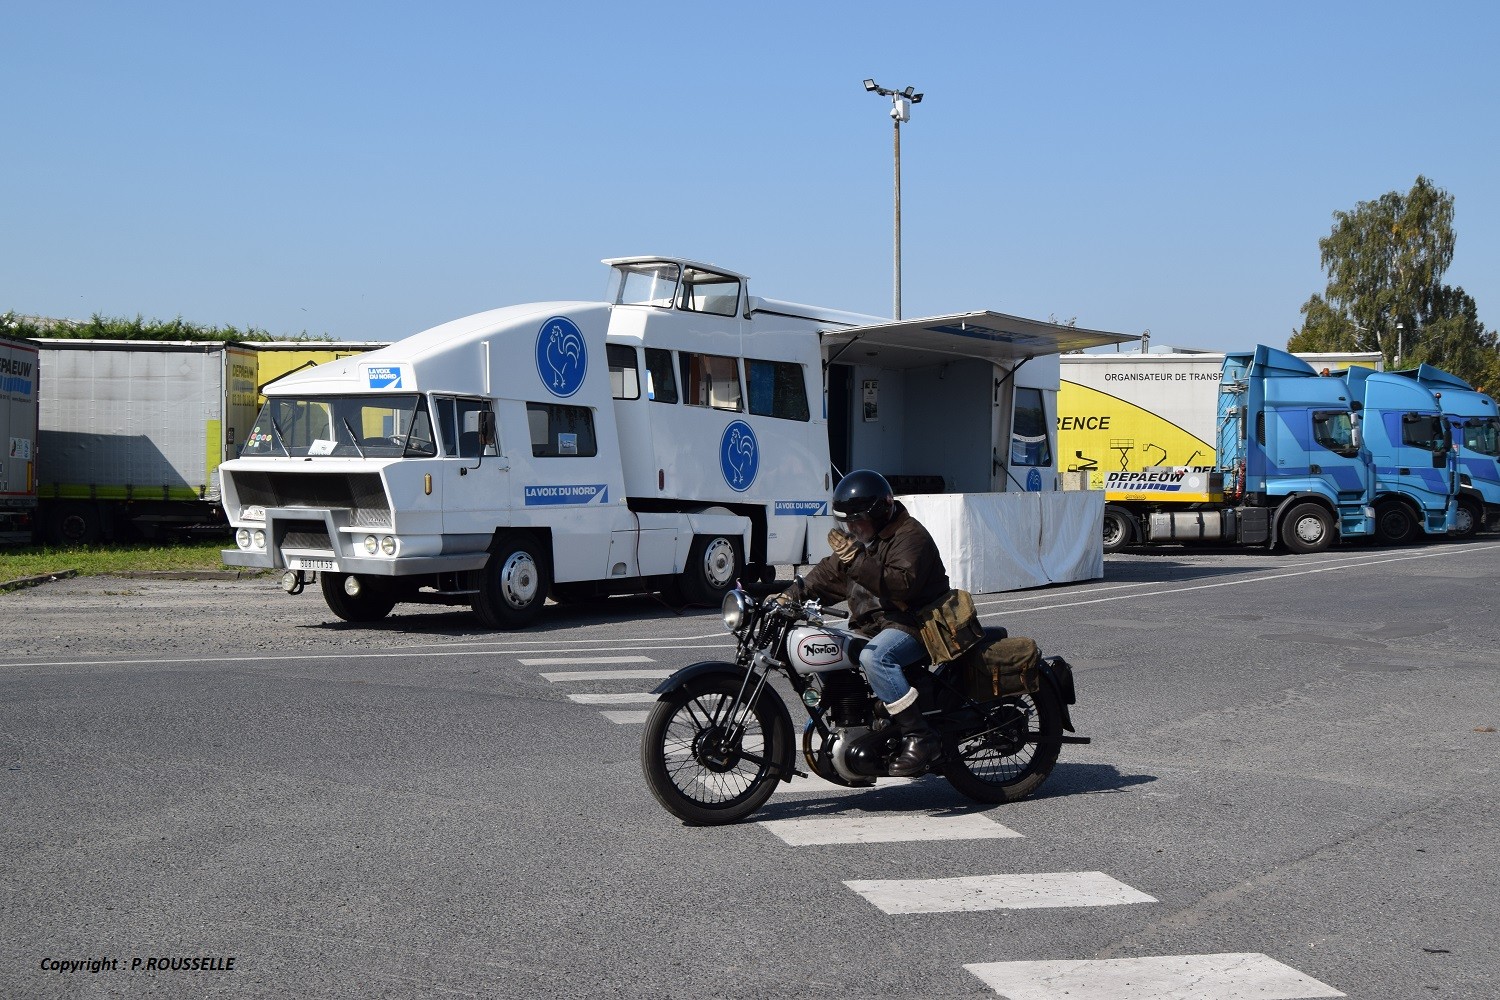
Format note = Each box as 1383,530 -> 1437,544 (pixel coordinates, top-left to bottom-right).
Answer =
786,625 -> 859,674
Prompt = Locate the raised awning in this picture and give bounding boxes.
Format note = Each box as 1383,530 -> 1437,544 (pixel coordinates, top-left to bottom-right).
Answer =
821,310 -> 1138,369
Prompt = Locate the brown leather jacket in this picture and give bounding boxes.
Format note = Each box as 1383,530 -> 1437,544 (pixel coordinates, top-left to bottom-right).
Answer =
785,501 -> 950,637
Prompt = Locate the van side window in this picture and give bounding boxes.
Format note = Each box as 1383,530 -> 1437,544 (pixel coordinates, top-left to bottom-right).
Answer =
644,348 -> 677,403
527,403 -> 598,457
607,344 -> 641,401
679,352 -> 743,411
745,359 -> 809,421
435,397 -> 493,458
677,267 -> 740,317
1010,387 -> 1053,467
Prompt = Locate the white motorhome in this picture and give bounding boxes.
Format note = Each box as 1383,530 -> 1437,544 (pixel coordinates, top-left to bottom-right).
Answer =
219,257 -> 1133,626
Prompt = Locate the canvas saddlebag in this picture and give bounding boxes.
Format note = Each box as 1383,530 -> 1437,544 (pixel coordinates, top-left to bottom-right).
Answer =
915,588 -> 984,664
957,635 -> 1043,701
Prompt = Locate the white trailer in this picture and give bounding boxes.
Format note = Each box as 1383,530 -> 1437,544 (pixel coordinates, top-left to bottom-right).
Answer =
32,339 -> 260,542
219,257 -> 1134,626
1,335 -> 40,544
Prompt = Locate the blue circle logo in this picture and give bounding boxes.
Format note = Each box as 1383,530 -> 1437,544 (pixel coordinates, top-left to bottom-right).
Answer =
720,420 -> 759,492
535,317 -> 587,398
1026,468 -> 1043,492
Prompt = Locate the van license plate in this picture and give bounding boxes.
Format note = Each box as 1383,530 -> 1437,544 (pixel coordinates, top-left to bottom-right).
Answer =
289,557 -> 337,571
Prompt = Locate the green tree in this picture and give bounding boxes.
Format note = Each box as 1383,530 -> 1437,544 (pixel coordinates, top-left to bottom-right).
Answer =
1289,176 -> 1497,387
1,311 -> 318,343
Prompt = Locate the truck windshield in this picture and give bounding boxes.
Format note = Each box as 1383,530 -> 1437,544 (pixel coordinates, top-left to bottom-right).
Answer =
1461,416 -> 1500,456
611,261 -> 680,308
242,395 -> 436,458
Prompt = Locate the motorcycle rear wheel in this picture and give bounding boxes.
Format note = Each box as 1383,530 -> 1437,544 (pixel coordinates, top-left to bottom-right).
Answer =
941,682 -> 1063,804
641,676 -> 788,825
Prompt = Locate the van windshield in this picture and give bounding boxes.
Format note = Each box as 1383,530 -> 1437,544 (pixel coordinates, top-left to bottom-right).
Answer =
242,394 -> 436,458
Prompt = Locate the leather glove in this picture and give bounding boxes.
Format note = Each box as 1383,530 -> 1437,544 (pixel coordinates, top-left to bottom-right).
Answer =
827,528 -> 860,566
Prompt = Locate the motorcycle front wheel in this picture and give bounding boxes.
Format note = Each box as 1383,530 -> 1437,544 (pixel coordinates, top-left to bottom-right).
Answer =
941,681 -> 1063,804
641,675 -> 789,825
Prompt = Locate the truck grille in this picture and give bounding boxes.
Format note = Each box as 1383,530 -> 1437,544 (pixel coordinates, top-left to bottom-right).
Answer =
231,471 -> 391,527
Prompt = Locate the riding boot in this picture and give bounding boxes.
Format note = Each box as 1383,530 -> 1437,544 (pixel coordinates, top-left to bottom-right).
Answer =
888,703 -> 943,778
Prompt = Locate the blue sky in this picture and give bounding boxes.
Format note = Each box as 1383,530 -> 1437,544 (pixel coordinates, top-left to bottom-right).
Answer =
4,2 -> 1497,352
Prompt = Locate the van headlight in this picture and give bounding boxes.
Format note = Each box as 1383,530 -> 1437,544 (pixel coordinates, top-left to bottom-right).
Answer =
363,534 -> 379,555
380,535 -> 397,555
236,528 -> 252,549
253,529 -> 266,549
721,590 -> 750,634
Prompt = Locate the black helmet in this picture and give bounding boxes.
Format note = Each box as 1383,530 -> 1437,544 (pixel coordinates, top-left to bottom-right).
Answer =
833,470 -> 895,532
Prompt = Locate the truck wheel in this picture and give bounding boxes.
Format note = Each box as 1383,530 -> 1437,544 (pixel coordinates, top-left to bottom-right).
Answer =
1279,502 -> 1334,554
1102,505 -> 1136,553
319,573 -> 397,623
46,502 -> 103,545
1373,500 -> 1418,545
473,533 -> 550,629
678,535 -> 741,607
1452,498 -> 1482,539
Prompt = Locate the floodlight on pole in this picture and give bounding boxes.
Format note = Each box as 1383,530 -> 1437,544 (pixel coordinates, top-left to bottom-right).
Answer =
863,78 -> 922,319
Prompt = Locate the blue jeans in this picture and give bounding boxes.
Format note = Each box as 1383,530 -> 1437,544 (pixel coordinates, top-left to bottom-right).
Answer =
859,628 -> 927,708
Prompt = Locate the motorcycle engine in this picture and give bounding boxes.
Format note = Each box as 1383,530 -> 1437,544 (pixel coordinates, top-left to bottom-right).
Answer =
833,726 -> 893,780
818,669 -> 872,727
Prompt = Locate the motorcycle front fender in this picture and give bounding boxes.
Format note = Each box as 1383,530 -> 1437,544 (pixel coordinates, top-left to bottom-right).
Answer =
650,660 -> 800,783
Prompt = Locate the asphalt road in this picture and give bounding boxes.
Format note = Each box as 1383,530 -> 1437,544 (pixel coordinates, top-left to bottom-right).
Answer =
2,539 -> 1497,999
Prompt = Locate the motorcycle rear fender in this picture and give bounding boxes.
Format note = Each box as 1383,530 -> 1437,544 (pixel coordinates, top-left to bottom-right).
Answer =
651,661 -> 800,782
1038,656 -> 1079,733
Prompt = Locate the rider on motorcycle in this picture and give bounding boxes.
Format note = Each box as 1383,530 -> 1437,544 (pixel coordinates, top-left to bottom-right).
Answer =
779,470 -> 951,777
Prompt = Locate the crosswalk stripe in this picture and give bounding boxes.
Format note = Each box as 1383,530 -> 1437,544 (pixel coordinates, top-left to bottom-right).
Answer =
845,871 -> 1156,914
540,669 -> 675,682
600,710 -> 651,724
566,693 -> 659,705
964,953 -> 1344,999
520,655 -> 655,666
760,811 -> 1022,846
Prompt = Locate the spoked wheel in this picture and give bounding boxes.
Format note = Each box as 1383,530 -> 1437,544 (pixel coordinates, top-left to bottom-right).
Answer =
641,674 -> 790,825
941,682 -> 1063,804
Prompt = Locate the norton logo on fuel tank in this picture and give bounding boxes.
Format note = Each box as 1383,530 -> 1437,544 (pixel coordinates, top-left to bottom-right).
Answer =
798,635 -> 844,665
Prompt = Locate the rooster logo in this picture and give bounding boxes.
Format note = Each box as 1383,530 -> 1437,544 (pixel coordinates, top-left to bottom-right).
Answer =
534,317 -> 588,398
720,420 -> 759,492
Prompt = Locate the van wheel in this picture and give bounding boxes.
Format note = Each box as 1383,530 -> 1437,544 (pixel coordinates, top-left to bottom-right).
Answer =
473,533 -> 550,629
1279,502 -> 1334,554
678,535 -> 741,607
319,573 -> 397,623
1452,498 -> 1482,539
1102,505 -> 1136,553
1374,500 -> 1418,545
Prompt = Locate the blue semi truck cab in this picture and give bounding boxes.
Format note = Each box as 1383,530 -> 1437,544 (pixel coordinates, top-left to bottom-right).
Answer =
1394,364 -> 1499,537
1212,346 -> 1375,552
1341,366 -> 1456,544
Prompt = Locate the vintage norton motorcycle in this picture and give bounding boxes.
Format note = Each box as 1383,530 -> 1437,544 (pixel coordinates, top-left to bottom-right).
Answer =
640,583 -> 1088,825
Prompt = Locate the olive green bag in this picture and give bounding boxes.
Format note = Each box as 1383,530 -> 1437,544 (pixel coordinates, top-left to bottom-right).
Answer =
916,588 -> 984,664
958,636 -> 1043,700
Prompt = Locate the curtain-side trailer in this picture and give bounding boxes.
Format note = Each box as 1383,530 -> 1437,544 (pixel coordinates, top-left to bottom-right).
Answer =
1,335 -> 40,544
32,339 -> 260,542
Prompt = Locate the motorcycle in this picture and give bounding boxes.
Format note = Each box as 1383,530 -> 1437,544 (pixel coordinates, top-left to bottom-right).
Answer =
640,582 -> 1089,825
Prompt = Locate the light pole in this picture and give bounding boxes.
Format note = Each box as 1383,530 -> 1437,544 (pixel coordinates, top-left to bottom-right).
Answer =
1396,322 -> 1404,368
863,78 -> 922,320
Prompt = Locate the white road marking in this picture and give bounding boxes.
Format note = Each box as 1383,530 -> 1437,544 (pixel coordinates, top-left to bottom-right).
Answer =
760,811 -> 1022,846
519,655 -> 655,666
965,953 -> 1344,999
600,710 -> 651,724
845,871 -> 1156,914
540,669 -> 675,682
566,693 -> 659,705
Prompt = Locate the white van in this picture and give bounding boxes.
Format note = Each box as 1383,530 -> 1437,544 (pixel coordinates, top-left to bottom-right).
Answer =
219,256 -> 1132,625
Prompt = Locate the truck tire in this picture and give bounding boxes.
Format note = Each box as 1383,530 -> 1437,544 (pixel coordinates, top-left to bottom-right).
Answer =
1279,502 -> 1334,554
1452,497 -> 1483,539
1373,500 -> 1418,545
44,501 -> 104,545
319,573 -> 397,623
678,535 -> 741,607
473,532 -> 550,629
1102,505 -> 1137,553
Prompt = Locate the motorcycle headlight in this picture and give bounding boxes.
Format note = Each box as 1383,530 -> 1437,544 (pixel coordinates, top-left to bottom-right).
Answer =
721,590 -> 750,634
